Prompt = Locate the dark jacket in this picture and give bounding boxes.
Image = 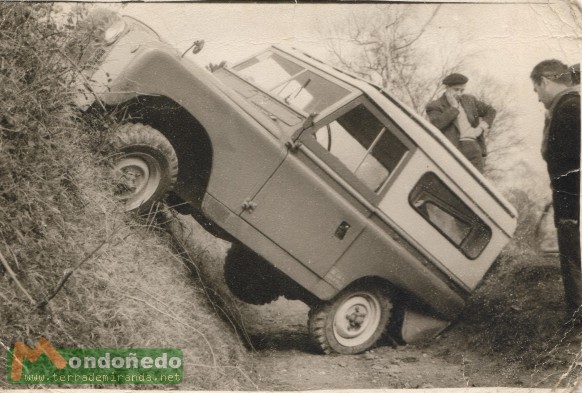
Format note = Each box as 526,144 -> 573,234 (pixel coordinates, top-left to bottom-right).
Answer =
544,90 -> 580,223
425,94 -> 496,156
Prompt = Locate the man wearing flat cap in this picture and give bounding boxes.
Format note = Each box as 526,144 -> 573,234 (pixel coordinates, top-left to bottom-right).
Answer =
425,73 -> 496,172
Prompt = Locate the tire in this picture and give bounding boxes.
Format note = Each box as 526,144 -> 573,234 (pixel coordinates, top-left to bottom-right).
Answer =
308,283 -> 393,355
110,123 -> 178,213
224,243 -> 282,305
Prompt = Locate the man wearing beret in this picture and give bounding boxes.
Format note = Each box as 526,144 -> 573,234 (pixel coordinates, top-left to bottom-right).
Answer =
425,73 -> 496,172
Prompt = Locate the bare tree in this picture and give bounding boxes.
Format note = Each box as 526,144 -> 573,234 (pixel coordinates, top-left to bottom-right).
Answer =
319,5 -> 460,114
318,5 -> 523,180
469,76 -> 525,179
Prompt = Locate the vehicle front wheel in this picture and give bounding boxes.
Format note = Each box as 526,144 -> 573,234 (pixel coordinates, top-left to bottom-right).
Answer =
308,283 -> 393,355
111,123 -> 178,213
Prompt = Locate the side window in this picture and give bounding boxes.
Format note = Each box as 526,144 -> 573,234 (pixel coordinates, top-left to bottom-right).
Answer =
409,172 -> 492,259
314,104 -> 408,192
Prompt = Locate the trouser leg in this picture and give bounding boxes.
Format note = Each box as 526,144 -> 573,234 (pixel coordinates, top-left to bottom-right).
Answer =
459,140 -> 485,172
556,220 -> 582,314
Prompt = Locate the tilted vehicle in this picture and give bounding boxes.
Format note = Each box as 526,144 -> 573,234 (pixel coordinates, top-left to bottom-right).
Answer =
77,13 -> 518,354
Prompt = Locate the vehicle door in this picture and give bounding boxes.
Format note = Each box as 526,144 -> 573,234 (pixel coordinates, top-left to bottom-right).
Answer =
241,98 -> 411,278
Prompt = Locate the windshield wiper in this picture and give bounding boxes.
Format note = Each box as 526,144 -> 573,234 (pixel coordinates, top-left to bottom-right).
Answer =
284,78 -> 311,104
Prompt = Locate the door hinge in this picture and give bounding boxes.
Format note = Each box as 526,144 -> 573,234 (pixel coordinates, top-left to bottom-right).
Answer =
285,139 -> 302,152
302,112 -> 318,130
241,199 -> 257,213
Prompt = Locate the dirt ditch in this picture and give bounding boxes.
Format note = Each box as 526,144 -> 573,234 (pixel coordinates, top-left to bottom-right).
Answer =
170,213 -> 581,390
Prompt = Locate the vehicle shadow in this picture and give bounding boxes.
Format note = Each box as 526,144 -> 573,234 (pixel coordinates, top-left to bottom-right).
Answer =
249,330 -> 317,353
239,299 -> 321,353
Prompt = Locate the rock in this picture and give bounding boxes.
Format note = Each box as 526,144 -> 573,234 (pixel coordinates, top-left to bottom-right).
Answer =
389,365 -> 402,374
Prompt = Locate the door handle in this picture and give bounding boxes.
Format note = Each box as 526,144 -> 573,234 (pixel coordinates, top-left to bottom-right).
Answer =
335,221 -> 351,240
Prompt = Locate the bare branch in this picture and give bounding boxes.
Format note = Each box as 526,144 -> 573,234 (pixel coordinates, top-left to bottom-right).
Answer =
0,248 -> 35,305
394,5 -> 441,51
319,5 -> 525,184
36,238 -> 109,309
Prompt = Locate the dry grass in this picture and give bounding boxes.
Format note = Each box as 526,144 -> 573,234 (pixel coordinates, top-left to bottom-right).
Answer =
0,4 -> 253,389
162,210 -> 258,352
426,187 -> 582,389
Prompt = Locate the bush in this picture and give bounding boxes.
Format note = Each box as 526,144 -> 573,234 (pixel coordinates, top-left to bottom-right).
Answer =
504,188 -> 544,250
438,186 -> 581,387
0,4 -> 252,389
0,3 -> 103,303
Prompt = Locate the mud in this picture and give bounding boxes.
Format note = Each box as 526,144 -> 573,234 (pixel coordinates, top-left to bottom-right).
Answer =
240,259 -> 581,390
171,213 -> 581,390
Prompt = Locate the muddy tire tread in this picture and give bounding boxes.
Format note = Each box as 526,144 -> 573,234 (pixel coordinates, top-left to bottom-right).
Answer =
111,123 -> 178,212
308,283 -> 393,355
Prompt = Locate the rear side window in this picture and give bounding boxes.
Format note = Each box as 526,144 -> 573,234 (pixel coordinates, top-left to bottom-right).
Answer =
409,172 -> 491,259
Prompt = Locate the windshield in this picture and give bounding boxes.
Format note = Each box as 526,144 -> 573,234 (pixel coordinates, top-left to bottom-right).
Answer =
232,51 -> 352,115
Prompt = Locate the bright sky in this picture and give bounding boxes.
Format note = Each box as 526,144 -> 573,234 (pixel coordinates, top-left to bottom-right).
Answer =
101,2 -> 580,195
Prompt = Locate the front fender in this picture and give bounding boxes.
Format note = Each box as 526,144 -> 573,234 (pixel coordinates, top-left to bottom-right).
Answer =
103,47 -> 289,219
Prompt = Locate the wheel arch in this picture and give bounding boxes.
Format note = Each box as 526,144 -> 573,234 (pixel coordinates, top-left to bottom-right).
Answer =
344,275 -> 399,293
114,95 -> 214,212
336,275 -> 441,317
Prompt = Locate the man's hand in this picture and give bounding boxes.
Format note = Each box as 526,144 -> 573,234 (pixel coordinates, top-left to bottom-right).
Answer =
468,126 -> 483,139
477,119 -> 490,136
446,91 -> 460,108
466,120 -> 489,139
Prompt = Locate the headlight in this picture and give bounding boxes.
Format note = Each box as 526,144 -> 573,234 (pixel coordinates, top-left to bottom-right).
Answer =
104,18 -> 127,45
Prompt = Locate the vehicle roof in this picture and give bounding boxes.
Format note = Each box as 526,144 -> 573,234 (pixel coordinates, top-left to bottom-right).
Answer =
271,45 -> 517,222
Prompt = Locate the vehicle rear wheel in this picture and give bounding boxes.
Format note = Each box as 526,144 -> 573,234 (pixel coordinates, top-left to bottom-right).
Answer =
111,123 -> 178,213
224,243 -> 282,305
308,283 -> 393,354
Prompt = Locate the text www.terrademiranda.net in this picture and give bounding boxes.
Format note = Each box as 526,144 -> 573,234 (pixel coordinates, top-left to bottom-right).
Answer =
21,372 -> 182,383
9,340 -> 184,385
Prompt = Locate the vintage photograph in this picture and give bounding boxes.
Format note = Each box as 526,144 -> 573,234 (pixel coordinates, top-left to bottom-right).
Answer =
0,1 -> 580,390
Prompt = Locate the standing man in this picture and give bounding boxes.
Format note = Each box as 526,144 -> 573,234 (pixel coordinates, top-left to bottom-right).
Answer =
531,60 -> 581,322
426,73 -> 496,172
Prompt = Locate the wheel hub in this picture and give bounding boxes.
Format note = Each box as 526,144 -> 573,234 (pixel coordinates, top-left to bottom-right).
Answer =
115,158 -> 149,197
346,305 -> 368,328
113,155 -> 162,210
333,293 -> 382,347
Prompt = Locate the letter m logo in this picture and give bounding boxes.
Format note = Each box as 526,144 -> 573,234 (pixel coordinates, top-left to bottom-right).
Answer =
10,337 -> 66,381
